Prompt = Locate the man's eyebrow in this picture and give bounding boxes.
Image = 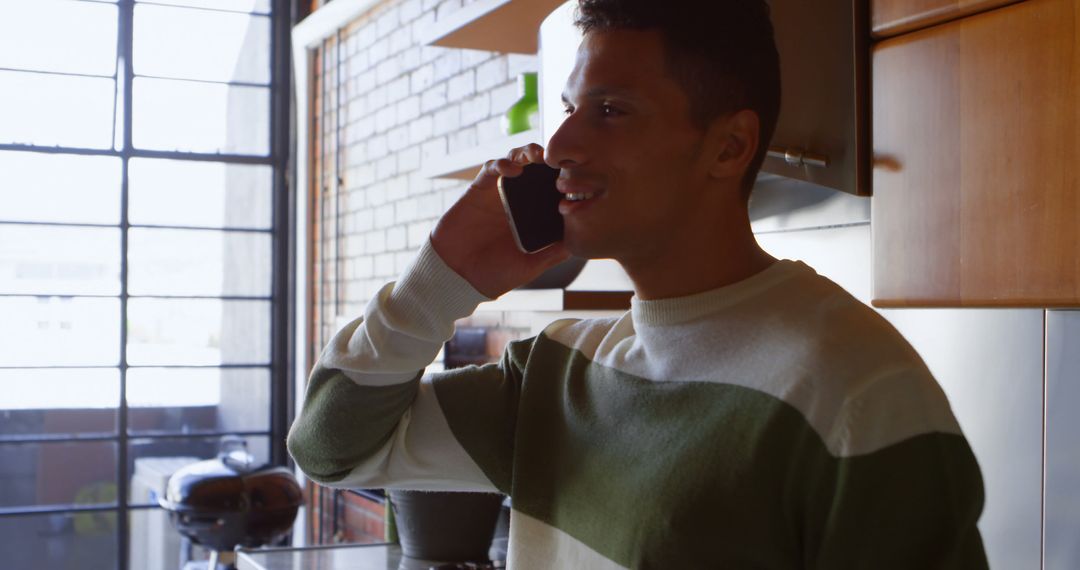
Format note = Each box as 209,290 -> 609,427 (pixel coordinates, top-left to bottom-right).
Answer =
562,87 -> 639,104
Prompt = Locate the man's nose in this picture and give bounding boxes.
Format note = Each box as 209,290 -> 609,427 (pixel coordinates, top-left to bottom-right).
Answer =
544,113 -> 586,169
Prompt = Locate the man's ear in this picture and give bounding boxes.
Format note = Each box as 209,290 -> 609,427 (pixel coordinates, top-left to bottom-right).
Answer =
705,109 -> 760,181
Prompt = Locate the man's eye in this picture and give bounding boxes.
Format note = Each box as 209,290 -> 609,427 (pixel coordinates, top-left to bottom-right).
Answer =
600,103 -> 622,117
562,106 -> 574,115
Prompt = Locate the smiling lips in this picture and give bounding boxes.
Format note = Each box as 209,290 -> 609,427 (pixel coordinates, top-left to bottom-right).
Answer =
564,192 -> 597,201
557,178 -> 603,202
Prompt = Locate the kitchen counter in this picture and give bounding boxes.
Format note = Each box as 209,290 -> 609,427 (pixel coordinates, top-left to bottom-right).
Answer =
237,542 -> 451,570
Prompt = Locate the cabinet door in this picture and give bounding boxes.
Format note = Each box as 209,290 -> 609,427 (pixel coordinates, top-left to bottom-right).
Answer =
871,0 -> 1022,38
871,0 -> 1080,307
763,0 -> 870,196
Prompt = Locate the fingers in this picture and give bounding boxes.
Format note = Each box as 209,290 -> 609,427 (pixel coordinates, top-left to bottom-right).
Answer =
508,143 -> 546,166
474,158 -> 520,189
473,144 -> 547,189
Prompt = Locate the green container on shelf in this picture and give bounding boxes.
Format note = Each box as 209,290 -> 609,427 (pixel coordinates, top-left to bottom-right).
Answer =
502,72 -> 539,135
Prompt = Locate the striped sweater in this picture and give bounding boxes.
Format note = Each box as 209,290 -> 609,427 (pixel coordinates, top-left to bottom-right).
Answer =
287,240 -> 988,569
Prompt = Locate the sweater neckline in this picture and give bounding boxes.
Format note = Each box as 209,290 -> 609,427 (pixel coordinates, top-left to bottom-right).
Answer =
630,259 -> 809,327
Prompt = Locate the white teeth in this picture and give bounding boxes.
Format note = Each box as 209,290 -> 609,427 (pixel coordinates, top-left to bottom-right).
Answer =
565,192 -> 595,201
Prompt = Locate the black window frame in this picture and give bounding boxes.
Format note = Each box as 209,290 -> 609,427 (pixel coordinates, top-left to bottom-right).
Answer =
0,0 -> 296,567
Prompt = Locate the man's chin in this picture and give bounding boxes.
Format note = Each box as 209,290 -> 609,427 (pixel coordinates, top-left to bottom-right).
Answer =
562,233 -> 620,261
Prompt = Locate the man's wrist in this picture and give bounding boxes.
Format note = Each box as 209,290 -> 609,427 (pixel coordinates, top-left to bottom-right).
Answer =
388,237 -> 493,327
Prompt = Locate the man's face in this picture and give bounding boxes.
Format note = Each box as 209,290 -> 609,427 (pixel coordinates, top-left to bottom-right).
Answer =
545,29 -> 715,263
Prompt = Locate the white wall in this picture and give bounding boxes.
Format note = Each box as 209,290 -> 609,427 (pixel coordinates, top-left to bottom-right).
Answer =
1045,310 -> 1080,570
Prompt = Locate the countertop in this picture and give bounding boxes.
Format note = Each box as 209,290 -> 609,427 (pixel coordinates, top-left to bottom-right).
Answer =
236,542 -> 451,570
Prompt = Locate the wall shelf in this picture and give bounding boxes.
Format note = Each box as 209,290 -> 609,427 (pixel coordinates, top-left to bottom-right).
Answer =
421,129 -> 541,180
420,0 -> 566,53
477,289 -> 633,312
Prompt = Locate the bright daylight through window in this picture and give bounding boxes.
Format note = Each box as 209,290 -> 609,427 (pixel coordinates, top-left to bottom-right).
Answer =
0,0 -> 288,568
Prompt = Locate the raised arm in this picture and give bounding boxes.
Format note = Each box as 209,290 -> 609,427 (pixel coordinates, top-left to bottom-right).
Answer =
287,239 -> 497,490
287,144 -> 567,492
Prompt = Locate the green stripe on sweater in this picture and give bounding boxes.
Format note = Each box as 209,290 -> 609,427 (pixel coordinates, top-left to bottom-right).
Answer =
434,335 -> 986,568
431,357 -> 524,494
287,366 -> 421,484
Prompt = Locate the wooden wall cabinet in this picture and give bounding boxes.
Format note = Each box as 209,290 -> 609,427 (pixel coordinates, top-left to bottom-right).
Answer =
870,0 -> 1022,38
871,0 -> 1080,307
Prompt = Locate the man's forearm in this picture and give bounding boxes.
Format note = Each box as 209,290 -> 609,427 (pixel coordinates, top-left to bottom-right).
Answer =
287,238 -> 490,485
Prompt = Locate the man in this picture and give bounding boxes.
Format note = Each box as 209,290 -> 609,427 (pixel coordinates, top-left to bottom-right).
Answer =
288,0 -> 989,567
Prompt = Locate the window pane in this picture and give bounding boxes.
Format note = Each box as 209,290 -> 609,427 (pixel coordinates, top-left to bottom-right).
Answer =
0,153 -> 121,224
127,367 -> 270,434
133,78 -> 269,155
129,158 -> 272,229
128,435 -> 269,505
0,70 -> 115,149
0,224 -> 121,295
0,1 -> 118,76
130,507 -> 207,570
0,512 -> 118,570
135,5 -> 270,84
0,441 -> 117,509
0,369 -> 119,438
0,297 -> 120,367
127,298 -> 269,365
137,0 -> 271,13
128,228 -> 271,297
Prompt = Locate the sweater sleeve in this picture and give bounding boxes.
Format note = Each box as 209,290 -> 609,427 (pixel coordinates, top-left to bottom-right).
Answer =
286,238 -> 509,492
804,372 -> 989,569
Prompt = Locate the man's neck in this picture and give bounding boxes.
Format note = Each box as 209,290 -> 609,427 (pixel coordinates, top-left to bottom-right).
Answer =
620,212 -> 777,301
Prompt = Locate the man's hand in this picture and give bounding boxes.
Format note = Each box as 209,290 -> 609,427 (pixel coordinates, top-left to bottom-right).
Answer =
430,144 -> 571,299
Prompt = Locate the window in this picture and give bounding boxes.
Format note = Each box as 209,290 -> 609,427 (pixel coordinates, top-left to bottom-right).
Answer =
0,1 -> 291,568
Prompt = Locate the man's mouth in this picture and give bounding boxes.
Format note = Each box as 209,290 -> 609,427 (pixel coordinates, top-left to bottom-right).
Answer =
564,192 -> 598,202
557,177 -> 603,203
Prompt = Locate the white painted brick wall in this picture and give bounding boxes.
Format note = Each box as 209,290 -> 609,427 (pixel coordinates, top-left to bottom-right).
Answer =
420,84 -> 447,112
394,252 -> 415,274
395,197 -> 419,223
459,93 -> 490,127
365,230 -> 386,255
321,0 -> 538,315
386,226 -> 407,250
411,64 -> 435,93
435,0 -> 461,21
489,81 -> 520,118
407,220 -> 432,248
398,144 -> 422,170
476,115 -> 504,145
400,0 -> 422,22
420,136 -> 447,162
475,57 -> 508,91
408,116 -> 434,144
354,209 -> 374,232
506,53 -> 538,76
387,125 -> 410,152
432,51 -> 462,82
447,69 -> 476,101
374,253 -> 395,277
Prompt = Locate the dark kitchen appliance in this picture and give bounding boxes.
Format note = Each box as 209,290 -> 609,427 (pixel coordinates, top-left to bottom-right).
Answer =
389,489 -> 504,563
158,437 -> 303,569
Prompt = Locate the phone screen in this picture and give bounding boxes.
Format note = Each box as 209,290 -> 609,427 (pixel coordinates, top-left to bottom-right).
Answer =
497,163 -> 563,253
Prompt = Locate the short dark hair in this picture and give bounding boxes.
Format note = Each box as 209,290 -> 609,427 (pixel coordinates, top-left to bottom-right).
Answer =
574,0 -> 781,197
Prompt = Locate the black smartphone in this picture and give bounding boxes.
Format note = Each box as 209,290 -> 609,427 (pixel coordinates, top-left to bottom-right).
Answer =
497,163 -> 563,253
